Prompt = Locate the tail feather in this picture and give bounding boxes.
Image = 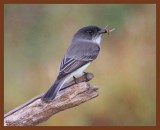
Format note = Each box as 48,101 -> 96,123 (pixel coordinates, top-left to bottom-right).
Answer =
41,77 -> 65,101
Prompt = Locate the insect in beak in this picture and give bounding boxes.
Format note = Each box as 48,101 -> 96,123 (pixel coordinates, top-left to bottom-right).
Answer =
105,26 -> 116,35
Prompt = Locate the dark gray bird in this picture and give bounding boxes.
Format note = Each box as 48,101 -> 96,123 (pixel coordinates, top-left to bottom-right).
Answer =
41,25 -> 115,101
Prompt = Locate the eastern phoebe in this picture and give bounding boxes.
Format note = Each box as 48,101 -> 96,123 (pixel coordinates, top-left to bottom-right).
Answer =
41,25 -> 115,101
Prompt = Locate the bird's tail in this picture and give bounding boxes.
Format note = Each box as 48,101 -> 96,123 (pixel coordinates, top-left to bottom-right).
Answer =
41,77 -> 66,101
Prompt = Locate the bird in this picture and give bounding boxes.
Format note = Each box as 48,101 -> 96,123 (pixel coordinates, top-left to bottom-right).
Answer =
41,25 -> 115,101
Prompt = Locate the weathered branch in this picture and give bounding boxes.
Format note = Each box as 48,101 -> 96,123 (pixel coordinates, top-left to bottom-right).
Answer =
4,73 -> 99,126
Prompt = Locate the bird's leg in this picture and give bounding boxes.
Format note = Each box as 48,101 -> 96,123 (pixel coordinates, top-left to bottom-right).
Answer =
72,72 -> 89,84
83,72 -> 89,80
73,76 -> 78,84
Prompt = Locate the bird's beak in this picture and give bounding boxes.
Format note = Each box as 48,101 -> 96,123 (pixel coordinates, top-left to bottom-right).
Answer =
98,26 -> 116,35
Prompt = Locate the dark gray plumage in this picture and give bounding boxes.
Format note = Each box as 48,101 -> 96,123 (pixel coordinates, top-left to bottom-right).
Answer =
59,41 -> 100,79
41,26 -> 110,101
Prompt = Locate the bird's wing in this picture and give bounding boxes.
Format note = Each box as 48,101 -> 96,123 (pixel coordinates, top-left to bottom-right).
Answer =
58,40 -> 100,79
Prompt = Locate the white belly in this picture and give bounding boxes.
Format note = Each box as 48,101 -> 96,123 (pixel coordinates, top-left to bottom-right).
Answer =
57,62 -> 90,92
65,62 -> 90,83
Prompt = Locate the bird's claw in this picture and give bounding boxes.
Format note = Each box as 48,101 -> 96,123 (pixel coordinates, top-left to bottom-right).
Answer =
73,76 -> 78,84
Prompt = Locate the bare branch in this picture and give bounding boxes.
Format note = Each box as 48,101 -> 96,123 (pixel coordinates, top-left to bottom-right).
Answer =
4,73 -> 99,126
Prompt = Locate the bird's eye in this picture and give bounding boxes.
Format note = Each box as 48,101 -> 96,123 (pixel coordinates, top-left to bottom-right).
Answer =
86,30 -> 93,34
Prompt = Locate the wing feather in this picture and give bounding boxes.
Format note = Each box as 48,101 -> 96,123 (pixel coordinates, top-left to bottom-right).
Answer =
58,40 -> 100,79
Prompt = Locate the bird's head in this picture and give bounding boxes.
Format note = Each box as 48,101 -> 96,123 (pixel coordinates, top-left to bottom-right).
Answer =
73,25 -> 115,44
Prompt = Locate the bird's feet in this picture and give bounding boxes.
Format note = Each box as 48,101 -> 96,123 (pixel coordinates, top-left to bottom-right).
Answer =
73,72 -> 89,84
73,76 -> 78,84
83,71 -> 89,80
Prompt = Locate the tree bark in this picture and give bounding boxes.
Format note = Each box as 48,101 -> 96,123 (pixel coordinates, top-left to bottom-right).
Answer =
4,73 -> 99,126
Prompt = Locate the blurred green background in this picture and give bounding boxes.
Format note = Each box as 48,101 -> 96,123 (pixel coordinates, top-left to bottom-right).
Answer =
4,4 -> 156,126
